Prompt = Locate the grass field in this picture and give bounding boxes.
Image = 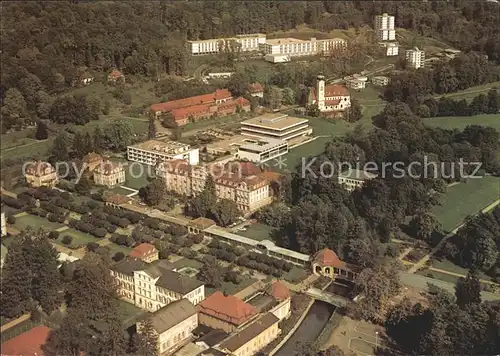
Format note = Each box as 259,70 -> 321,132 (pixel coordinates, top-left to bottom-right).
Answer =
110,158 -> 151,190
238,223 -> 278,241
432,176 -> 500,232
56,229 -> 100,248
108,186 -> 135,196
14,214 -> 64,231
206,276 -> 257,296
424,114 -> 500,131
437,81 -> 500,101
431,259 -> 493,281
117,299 -> 146,327
171,257 -> 203,270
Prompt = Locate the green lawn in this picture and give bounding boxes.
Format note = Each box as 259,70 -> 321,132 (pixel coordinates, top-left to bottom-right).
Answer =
116,299 -> 147,327
108,186 -> 135,196
416,268 -> 460,285
107,243 -> 134,255
13,214 -> 64,232
0,128 -> 37,150
171,257 -> 203,270
110,158 -> 151,190
431,258 -> 492,281
437,81 -> 500,101
238,223 -> 279,242
283,267 -> 309,283
0,137 -> 54,161
56,229 -> 100,248
432,176 -> 500,232
424,114 -> 500,131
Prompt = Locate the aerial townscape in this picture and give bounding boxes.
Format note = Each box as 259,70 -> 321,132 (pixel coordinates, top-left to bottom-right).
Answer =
1,2 -> 500,356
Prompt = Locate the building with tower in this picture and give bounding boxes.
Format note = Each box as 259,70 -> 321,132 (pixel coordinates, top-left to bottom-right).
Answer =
309,75 -> 351,115
374,13 -> 396,41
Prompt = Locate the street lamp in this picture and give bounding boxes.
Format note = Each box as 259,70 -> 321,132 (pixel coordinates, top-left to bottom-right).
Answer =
375,331 -> 379,352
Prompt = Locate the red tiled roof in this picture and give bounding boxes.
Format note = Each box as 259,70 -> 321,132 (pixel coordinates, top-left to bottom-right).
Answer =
313,248 -> 345,268
311,85 -> 350,100
109,70 -> 123,78
215,89 -> 232,101
325,99 -> 341,105
198,291 -> 257,326
171,103 -> 212,121
1,325 -> 51,356
129,243 -> 158,258
268,281 -> 290,301
25,161 -> 55,176
257,171 -> 282,182
248,83 -> 264,93
105,194 -> 130,205
151,92 -> 218,113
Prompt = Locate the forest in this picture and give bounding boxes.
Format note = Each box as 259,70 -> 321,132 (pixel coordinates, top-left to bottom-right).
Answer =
1,1 -> 500,131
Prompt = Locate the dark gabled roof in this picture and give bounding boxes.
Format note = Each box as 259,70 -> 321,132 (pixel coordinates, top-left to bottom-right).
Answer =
111,258 -> 147,276
218,312 -> 279,352
148,299 -> 197,333
156,269 -> 204,295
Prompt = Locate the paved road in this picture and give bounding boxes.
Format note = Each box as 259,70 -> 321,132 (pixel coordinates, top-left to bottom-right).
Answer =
408,198 -> 500,273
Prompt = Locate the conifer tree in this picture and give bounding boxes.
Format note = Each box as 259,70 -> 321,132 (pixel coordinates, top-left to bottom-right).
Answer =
35,121 -> 49,140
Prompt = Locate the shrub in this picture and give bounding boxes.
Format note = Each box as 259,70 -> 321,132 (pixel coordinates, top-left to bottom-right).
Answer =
2,196 -> 24,210
191,233 -> 204,244
113,252 -> 125,262
159,249 -> 169,259
7,215 -> 16,224
87,200 -> 101,210
48,231 -> 60,240
87,242 -> 100,252
62,235 -> 73,245
92,228 -> 108,238
179,248 -> 197,259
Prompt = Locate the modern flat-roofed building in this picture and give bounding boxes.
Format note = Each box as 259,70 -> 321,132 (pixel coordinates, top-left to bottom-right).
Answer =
262,37 -> 346,62
345,75 -> 368,90
236,137 -> 289,163
1,204 -> 6,237
406,47 -> 426,69
374,13 -> 396,41
127,139 -> 199,166
309,75 -> 351,114
240,113 -> 312,142
372,76 -> 390,87
380,42 -> 399,56
187,33 -> 266,55
338,168 -> 377,192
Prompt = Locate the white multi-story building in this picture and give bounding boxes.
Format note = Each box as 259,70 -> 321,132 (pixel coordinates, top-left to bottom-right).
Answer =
111,259 -> 205,313
240,113 -> 313,143
309,75 -> 351,113
127,140 -> 199,166
138,299 -> 198,355
1,205 -> 6,237
262,37 -> 346,62
380,42 -> 399,56
406,47 -> 426,69
345,75 -> 368,91
372,76 -> 390,87
187,33 -> 266,55
338,168 -> 377,192
236,138 -> 289,163
374,13 -> 396,41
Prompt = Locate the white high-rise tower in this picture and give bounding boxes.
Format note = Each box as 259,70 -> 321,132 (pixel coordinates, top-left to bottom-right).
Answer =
316,74 -> 325,111
374,13 -> 396,41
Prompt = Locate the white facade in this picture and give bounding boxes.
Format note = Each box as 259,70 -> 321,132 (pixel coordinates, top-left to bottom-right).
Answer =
312,75 -> 351,113
187,33 -> 266,55
270,298 -> 291,321
406,47 -> 426,69
338,169 -> 377,192
127,140 -> 199,166
1,211 -> 6,237
345,76 -> 367,90
381,42 -> 399,56
236,139 -> 289,163
374,13 -> 396,41
262,37 -> 346,62
372,76 -> 390,87
241,113 -> 313,142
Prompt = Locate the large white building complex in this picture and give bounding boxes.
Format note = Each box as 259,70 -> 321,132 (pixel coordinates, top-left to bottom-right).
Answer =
127,140 -> 199,166
262,37 -> 346,63
240,113 -> 313,143
186,33 -> 266,55
406,47 -> 426,69
309,75 -> 351,114
236,138 -> 289,163
374,13 -> 396,41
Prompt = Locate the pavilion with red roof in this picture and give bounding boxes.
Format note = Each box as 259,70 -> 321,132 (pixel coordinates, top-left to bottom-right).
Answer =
311,248 -> 360,281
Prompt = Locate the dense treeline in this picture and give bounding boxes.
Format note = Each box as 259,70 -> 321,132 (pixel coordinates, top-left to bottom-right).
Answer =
2,1 -> 499,131
264,102 -> 499,260
386,280 -> 500,356
418,89 -> 500,118
384,53 -> 500,110
443,207 -> 500,277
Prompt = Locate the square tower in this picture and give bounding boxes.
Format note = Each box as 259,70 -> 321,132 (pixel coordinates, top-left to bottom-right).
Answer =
316,75 -> 326,110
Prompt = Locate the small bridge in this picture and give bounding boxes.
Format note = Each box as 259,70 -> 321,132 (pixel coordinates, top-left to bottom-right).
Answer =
304,287 -> 350,307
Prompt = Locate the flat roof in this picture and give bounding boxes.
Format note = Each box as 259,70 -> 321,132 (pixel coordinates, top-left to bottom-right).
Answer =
266,37 -> 345,46
188,33 -> 265,44
128,139 -> 191,153
206,135 -> 284,154
239,138 -> 287,153
241,113 -> 309,131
